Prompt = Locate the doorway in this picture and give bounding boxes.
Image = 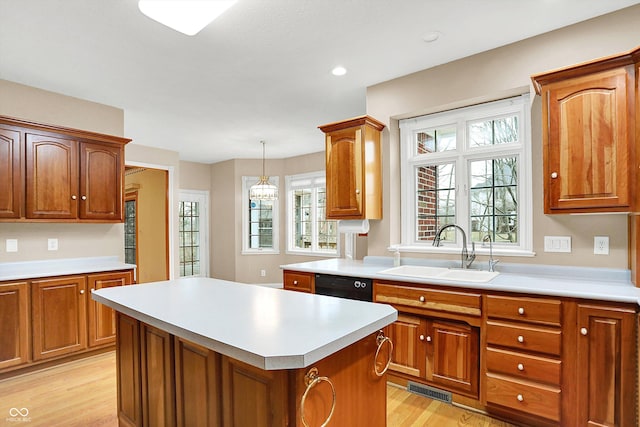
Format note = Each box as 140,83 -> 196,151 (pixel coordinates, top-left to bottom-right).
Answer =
124,166 -> 170,283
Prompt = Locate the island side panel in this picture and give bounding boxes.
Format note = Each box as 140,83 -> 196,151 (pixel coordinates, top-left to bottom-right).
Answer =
116,313 -> 142,427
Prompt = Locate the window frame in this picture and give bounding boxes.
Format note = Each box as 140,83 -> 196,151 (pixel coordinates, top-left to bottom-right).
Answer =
178,189 -> 210,277
285,171 -> 339,257
242,175 -> 280,255
399,94 -> 533,256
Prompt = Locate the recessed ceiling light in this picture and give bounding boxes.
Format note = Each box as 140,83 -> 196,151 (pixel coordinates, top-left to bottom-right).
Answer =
138,0 -> 237,36
422,31 -> 441,43
331,66 -> 347,76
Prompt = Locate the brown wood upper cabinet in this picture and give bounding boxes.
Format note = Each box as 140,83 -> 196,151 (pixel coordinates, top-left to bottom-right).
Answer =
0,115 -> 130,222
532,46 -> 640,214
319,115 -> 384,220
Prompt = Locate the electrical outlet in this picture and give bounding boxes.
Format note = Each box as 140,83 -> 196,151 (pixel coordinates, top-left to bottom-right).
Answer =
6,239 -> 18,252
48,238 -> 59,251
260,269 -> 266,277
594,236 -> 609,255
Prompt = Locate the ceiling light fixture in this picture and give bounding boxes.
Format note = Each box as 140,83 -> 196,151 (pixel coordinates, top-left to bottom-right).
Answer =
331,66 -> 347,76
250,141 -> 278,201
422,31 -> 441,43
138,0 -> 237,36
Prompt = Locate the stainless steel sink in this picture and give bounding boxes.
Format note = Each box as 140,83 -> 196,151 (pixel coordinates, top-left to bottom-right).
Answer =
379,265 -> 499,283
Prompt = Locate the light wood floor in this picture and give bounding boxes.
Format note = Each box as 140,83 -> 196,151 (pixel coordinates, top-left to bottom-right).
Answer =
0,352 -> 517,426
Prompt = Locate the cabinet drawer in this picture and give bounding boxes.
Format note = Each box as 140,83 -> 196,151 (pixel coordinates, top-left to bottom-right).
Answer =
486,321 -> 561,356
283,272 -> 313,293
486,347 -> 561,385
486,295 -> 561,326
374,282 -> 481,317
486,373 -> 561,422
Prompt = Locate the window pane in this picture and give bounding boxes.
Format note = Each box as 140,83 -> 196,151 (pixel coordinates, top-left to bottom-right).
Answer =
416,163 -> 455,242
124,199 -> 136,265
288,180 -> 337,254
470,157 -> 518,244
179,200 -> 201,276
416,126 -> 456,154
469,116 -> 518,148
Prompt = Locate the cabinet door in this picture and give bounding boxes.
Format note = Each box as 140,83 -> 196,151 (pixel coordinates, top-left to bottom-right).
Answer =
325,127 -> 364,219
31,276 -> 87,360
141,323 -> 175,427
79,142 -> 123,220
88,271 -> 132,347
577,304 -> 636,427
221,356 -> 288,427
385,313 -> 426,378
544,67 -> 632,212
175,338 -> 221,427
25,133 -> 79,219
0,281 -> 29,369
426,319 -> 479,398
117,313 -> 142,427
0,127 -> 22,218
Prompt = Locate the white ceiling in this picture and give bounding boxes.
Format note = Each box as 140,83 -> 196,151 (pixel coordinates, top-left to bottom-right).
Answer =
1,0 -> 638,163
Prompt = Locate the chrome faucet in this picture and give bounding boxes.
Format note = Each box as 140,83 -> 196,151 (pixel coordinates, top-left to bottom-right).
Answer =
482,234 -> 499,272
432,224 -> 476,269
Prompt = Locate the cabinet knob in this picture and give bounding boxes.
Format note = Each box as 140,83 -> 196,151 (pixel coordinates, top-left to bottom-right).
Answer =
80,289 -> 85,294
517,363 -> 524,371
71,195 -> 77,200
91,288 -> 95,292
426,336 -> 431,342
518,307 -> 525,315
355,189 -> 360,195
81,195 -> 87,200
419,296 -> 425,302
293,280 -> 298,285
580,327 -> 588,336
551,172 -> 558,179
517,335 -> 524,343
516,394 -> 524,402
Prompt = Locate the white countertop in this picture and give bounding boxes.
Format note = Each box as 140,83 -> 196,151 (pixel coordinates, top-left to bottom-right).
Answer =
0,256 -> 136,282
92,277 -> 397,370
281,257 -> 640,306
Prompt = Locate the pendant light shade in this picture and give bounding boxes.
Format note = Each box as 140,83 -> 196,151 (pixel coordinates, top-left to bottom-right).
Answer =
138,0 -> 237,36
250,141 -> 278,201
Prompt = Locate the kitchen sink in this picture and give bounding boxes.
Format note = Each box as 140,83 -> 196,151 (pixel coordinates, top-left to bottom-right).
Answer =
379,265 -> 499,283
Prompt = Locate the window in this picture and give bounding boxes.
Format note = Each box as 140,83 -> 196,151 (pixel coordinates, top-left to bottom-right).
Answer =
285,172 -> 338,256
124,194 -> 137,266
242,176 -> 279,254
400,95 -> 532,255
179,190 -> 209,277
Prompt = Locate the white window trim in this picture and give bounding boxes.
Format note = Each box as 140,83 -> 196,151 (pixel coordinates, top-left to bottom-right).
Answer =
179,189 -> 210,277
399,94 -> 534,257
285,171 -> 339,257
242,176 -> 280,255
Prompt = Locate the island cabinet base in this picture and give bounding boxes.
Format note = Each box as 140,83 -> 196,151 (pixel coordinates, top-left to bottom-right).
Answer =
116,313 -> 388,427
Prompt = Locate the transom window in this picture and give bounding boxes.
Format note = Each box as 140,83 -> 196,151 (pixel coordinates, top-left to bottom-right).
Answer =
285,172 -> 338,256
400,95 -> 532,255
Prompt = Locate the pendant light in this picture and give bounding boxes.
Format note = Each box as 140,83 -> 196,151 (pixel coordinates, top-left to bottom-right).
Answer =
250,141 -> 278,201
138,0 -> 237,36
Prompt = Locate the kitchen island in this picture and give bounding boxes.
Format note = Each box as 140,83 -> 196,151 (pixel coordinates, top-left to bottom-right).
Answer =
93,277 -> 397,427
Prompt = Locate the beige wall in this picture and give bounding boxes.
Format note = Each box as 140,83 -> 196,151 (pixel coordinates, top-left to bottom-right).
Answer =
125,168 -> 168,283
0,79 -> 126,263
366,5 -> 640,269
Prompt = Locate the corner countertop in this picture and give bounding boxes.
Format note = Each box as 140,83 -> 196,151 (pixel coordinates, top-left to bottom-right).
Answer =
281,257 -> 640,306
92,277 -> 397,370
0,256 -> 136,282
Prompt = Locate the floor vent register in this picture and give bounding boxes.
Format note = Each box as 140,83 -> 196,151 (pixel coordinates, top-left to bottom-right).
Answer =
407,381 -> 453,404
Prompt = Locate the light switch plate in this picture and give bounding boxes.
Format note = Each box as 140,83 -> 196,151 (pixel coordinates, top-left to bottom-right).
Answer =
543,236 -> 571,253
48,238 -> 59,251
6,239 -> 18,252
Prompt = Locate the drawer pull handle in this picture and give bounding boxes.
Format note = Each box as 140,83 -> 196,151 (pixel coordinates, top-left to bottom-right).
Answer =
293,280 -> 298,285
419,296 -> 425,302
517,335 -> 524,343
518,307 -> 525,315
517,363 -> 524,371
517,394 -> 524,402
580,327 -> 588,336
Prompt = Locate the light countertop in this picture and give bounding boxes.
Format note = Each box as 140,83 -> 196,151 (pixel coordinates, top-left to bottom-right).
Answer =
0,256 -> 136,282
281,257 -> 640,306
92,277 -> 397,370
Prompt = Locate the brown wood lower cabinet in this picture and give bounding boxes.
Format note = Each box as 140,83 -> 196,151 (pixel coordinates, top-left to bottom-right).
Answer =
89,271 -> 132,347
116,312 -> 387,427
0,281 -> 29,369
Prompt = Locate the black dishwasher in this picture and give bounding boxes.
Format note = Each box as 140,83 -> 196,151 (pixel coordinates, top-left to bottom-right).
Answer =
314,273 -> 373,301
